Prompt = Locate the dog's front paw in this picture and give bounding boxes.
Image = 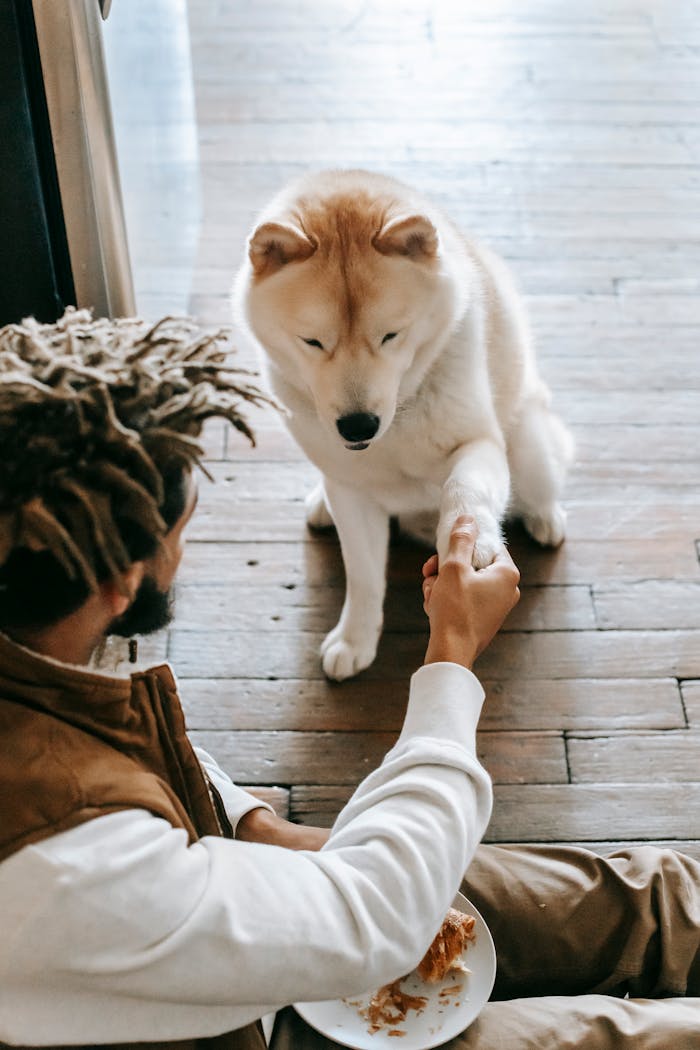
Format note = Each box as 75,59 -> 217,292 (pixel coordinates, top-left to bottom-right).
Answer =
320,625 -> 378,681
305,482 -> 334,530
522,503 -> 567,548
472,527 -> 506,569
437,512 -> 504,569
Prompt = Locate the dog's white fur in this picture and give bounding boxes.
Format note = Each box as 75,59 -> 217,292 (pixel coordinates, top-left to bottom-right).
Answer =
234,170 -> 572,680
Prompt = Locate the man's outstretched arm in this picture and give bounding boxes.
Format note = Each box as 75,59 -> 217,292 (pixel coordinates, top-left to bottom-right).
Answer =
236,515 -> 519,852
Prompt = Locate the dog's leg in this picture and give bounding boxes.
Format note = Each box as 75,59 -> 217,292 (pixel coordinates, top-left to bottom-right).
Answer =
320,480 -> 389,681
305,479 -> 334,530
508,402 -> 574,547
437,438 -> 510,568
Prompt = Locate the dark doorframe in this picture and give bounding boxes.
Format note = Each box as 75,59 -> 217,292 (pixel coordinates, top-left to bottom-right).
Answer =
0,0 -> 75,325
0,0 -> 135,326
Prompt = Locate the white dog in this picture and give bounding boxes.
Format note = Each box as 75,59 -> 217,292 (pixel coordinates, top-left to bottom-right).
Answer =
234,170 -> 572,680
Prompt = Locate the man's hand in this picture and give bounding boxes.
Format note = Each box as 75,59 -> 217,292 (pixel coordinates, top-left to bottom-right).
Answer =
422,515 -> 520,669
236,806 -> 330,850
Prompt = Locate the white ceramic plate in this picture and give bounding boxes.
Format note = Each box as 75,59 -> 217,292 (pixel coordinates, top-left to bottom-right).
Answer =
294,892 -> 496,1049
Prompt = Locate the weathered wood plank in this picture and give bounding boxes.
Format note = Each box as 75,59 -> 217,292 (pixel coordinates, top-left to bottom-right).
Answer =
189,9 -> 655,43
563,503 -> 700,543
529,292 -> 700,328
230,389 -> 700,429
179,536 -> 699,588
191,82 -> 700,132
192,460 -> 318,505
541,360 -> 700,393
181,678 -> 412,733
188,729 -> 567,787
217,422 -> 700,467
193,458 -> 700,507
193,458 -> 700,518
567,731 -> 700,783
189,486 -> 700,546
170,626 -> 700,681
226,420 -> 700,467
476,629 -> 700,680
197,194 -> 700,248
564,459 -> 700,490
184,501 -> 309,542
194,229 -> 700,277
192,170 -> 700,237
197,121 -> 692,169
478,731 -> 567,784
486,785 -> 700,842
480,678 -> 685,732
196,157 -> 700,204
593,581 -> 700,629
571,425 -> 700,463
171,581 -> 595,633
289,783 -> 700,840
190,730 -> 395,786
192,461 -> 700,557
180,677 -> 684,734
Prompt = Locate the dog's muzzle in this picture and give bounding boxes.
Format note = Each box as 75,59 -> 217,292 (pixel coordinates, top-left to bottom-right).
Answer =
336,412 -> 380,450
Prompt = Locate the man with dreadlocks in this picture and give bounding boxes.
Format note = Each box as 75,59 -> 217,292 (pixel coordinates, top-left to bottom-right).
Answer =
0,309 -> 698,1050
0,307 -> 508,1048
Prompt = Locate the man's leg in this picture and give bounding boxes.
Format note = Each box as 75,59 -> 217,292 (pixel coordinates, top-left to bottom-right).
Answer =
443,994 -> 700,1049
270,996 -> 700,1050
271,845 -> 700,1049
462,844 -> 700,999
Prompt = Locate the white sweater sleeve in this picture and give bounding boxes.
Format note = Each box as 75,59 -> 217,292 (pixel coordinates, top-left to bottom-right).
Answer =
193,744 -> 275,833
0,663 -> 491,1046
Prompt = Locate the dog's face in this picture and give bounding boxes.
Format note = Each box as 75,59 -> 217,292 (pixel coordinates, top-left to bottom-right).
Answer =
241,190 -> 459,451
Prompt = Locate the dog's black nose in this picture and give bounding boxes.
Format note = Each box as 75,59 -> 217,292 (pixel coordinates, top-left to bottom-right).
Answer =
336,412 -> 380,442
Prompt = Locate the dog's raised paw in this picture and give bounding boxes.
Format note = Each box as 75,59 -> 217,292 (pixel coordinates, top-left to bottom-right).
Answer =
305,482 -> 334,530
522,503 -> 567,548
320,630 -> 377,681
472,532 -> 506,569
437,513 -> 504,570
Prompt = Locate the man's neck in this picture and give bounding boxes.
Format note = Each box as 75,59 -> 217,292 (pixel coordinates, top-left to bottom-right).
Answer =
8,594 -> 110,667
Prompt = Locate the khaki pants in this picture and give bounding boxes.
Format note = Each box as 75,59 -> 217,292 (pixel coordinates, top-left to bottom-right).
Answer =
271,844 -> 700,1049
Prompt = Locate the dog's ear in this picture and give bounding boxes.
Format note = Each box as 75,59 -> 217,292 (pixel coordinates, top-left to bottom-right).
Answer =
248,222 -> 317,278
373,214 -> 438,260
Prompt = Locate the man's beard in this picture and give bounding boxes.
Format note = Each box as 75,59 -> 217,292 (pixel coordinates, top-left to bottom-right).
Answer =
107,575 -> 174,638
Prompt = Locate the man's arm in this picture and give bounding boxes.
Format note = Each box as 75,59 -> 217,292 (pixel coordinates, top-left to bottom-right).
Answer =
0,518 -> 518,1045
236,806 -> 330,850
237,515 -> 519,852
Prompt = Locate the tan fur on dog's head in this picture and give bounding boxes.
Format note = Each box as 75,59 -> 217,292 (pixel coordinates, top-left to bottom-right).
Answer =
234,171 -> 469,450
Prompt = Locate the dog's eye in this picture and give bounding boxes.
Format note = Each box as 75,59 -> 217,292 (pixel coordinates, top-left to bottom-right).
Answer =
302,338 -> 324,350
381,332 -> 398,345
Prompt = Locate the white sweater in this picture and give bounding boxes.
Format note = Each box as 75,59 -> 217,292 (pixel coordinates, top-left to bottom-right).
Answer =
0,662 -> 492,1046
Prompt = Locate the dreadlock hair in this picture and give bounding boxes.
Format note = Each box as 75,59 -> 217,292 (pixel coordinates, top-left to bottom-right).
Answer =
0,307 -> 274,630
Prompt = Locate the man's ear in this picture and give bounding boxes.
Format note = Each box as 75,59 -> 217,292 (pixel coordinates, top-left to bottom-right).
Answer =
102,562 -> 145,617
372,214 -> 439,259
248,221 -> 318,278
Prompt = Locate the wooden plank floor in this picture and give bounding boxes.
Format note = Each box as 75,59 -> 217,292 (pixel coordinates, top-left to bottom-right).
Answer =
106,0 -> 700,858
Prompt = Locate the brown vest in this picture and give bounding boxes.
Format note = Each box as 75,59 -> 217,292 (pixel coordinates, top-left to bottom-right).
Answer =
0,633 -> 267,1050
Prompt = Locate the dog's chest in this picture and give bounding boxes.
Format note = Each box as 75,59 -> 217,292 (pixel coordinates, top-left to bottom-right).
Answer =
291,416 -> 447,512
